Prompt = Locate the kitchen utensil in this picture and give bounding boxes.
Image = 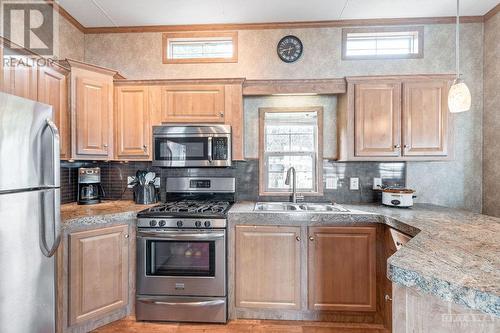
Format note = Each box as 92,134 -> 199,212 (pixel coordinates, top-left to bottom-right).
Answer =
145,172 -> 155,184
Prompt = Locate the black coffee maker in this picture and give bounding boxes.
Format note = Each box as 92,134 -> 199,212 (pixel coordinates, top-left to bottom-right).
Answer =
78,167 -> 105,205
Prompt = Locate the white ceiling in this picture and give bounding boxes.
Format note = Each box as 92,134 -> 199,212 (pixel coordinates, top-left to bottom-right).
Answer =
59,0 -> 499,28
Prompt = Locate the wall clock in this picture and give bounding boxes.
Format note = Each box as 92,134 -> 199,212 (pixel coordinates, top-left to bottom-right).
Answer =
277,35 -> 303,63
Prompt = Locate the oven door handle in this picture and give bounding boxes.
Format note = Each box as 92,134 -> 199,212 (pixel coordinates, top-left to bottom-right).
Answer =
138,298 -> 225,307
137,231 -> 225,240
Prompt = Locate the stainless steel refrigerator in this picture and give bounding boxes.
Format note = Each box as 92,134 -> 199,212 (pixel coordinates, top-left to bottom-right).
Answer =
0,92 -> 61,333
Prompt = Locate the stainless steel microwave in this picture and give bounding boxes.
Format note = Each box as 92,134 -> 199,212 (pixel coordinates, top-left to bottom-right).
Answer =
152,125 -> 232,167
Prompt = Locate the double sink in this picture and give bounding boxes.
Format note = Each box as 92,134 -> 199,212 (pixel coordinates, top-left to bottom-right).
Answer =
254,202 -> 350,212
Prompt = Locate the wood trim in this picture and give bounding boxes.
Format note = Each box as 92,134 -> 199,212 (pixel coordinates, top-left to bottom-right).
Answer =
162,31 -> 238,64
243,79 -> 346,95
82,16 -> 484,34
341,26 -> 424,60
484,3 -> 500,21
65,58 -> 123,78
44,0 -> 86,34
346,74 -> 456,82
114,78 -> 245,86
258,107 -> 324,197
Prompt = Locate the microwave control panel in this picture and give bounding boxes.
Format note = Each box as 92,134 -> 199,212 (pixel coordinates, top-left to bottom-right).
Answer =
212,137 -> 228,160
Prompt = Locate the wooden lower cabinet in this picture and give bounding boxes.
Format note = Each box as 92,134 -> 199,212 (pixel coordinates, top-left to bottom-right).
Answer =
68,225 -> 129,326
308,226 -> 377,312
235,225 -> 301,309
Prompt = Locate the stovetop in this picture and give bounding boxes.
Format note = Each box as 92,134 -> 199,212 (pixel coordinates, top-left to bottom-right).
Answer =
137,200 -> 233,219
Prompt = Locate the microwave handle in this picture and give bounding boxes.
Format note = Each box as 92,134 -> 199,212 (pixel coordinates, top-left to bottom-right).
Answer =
207,136 -> 213,163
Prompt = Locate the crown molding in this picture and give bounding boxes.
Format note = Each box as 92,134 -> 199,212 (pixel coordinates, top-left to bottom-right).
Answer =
484,3 -> 500,21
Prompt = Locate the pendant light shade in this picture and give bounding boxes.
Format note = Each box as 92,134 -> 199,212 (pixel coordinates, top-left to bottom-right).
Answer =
449,0 -> 471,113
449,78 -> 471,113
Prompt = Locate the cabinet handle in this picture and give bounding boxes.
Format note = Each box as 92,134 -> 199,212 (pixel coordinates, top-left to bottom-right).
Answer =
219,112 -> 224,118
385,294 -> 392,302
309,236 -> 315,241
396,241 -> 403,247
296,236 -> 301,241
403,144 -> 410,149
124,234 -> 129,238
393,144 -> 401,149
143,144 -> 148,152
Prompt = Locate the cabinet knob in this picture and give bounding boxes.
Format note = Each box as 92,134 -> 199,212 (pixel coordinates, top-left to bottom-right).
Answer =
396,241 -> 403,247
103,144 -> 108,148
143,144 -> 148,152
385,294 -> 392,302
124,234 -> 129,238
219,112 -> 224,118
404,144 -> 410,149
309,236 -> 315,241
296,236 -> 301,241
394,144 -> 401,149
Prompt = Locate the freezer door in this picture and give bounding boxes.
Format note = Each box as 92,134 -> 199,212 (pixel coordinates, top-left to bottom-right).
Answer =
0,189 -> 60,333
0,92 -> 60,192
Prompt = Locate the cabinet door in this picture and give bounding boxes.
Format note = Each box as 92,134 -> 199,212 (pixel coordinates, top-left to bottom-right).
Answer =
68,225 -> 129,326
3,56 -> 38,100
354,83 -> 401,157
75,77 -> 112,158
161,85 -> 225,123
235,225 -> 301,309
115,86 -> 150,159
38,66 -> 70,159
402,81 -> 449,156
224,84 -> 244,160
308,226 -> 376,312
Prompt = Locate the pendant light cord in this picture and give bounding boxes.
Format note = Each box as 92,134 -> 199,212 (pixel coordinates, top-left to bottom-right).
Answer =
456,0 -> 460,80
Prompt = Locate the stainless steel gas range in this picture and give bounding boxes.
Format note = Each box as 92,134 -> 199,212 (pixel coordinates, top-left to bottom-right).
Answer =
135,177 -> 234,323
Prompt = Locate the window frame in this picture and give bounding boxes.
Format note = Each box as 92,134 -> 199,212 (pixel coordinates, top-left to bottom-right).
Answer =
341,26 -> 424,60
259,107 -> 324,197
162,31 -> 238,64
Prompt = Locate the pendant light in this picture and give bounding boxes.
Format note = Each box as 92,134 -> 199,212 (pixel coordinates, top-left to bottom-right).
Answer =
448,0 -> 471,113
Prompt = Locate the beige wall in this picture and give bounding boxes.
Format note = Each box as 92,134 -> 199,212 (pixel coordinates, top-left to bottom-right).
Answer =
83,23 -> 484,212
57,15 -> 84,61
483,12 -> 500,217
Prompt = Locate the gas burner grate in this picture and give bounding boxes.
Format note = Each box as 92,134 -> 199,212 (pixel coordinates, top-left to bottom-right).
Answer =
149,200 -> 231,214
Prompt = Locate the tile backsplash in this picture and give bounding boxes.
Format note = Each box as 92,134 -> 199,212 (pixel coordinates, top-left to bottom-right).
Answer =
60,159 -> 406,204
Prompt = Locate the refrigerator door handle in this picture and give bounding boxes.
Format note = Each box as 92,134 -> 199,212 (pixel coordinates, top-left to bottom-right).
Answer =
44,118 -> 60,187
40,190 -> 61,258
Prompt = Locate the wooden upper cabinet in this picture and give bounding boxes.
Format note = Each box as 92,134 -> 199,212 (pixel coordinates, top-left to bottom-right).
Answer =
354,82 -> 401,157
235,225 -> 301,310
308,226 -> 376,312
115,86 -> 151,159
402,80 -> 450,156
68,225 -> 129,326
2,56 -> 38,100
160,84 -> 226,123
38,64 -> 70,159
75,76 -> 112,158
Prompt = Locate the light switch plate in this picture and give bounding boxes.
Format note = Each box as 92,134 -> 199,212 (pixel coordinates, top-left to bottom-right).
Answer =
373,177 -> 382,190
350,177 -> 360,190
326,176 -> 338,189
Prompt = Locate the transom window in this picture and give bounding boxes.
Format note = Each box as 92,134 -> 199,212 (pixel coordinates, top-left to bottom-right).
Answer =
162,31 -> 238,64
259,108 -> 323,196
342,26 -> 423,60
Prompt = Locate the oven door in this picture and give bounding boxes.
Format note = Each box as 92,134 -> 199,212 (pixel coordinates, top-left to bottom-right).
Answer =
152,134 -> 231,167
137,229 -> 226,297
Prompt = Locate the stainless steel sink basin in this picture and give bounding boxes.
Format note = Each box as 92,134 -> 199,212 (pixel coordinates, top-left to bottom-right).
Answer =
254,202 -> 300,211
254,202 -> 349,212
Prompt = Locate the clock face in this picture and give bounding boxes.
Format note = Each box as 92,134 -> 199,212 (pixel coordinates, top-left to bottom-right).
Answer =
277,35 -> 303,63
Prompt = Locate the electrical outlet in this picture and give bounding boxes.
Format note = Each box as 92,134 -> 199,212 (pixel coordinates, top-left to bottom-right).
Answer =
326,176 -> 338,190
350,177 -> 360,190
373,177 -> 382,190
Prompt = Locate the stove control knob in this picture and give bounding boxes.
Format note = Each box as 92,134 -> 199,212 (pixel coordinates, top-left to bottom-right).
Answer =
195,221 -> 202,228
204,220 -> 211,228
149,220 -> 157,227
159,220 -> 166,227
176,220 -> 183,228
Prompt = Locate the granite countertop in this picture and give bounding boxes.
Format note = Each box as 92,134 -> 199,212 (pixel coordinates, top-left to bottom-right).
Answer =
229,202 -> 500,317
61,200 -> 154,225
